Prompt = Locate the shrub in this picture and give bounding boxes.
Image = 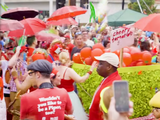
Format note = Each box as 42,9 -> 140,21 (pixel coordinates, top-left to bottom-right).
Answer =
72,64 -> 160,118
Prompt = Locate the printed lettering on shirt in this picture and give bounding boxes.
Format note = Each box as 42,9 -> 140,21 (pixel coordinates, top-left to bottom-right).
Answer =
42,117 -> 46,120
50,117 -> 58,120
37,96 -> 62,115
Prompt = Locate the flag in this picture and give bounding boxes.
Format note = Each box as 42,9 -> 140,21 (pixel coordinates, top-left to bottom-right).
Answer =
89,2 -> 96,23
18,36 -> 26,46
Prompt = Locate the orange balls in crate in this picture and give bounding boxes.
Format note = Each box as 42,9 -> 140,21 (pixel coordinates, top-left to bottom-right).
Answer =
123,53 -> 132,66
130,48 -> 141,61
142,52 -> 152,65
91,48 -> 104,61
92,43 -> 105,51
85,57 -> 93,65
80,47 -> 92,59
72,53 -> 83,64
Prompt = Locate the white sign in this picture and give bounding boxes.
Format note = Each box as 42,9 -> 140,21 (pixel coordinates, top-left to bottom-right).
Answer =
110,25 -> 135,52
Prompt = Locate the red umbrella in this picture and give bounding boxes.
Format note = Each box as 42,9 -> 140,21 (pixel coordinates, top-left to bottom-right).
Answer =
36,31 -> 63,43
47,17 -> 78,26
134,13 -> 160,32
8,18 -> 46,37
1,7 -> 39,21
0,19 -> 24,31
48,6 -> 87,21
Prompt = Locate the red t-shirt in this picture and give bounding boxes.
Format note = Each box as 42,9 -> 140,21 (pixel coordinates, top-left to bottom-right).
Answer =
68,43 -> 74,57
89,71 -> 121,120
0,77 -> 3,100
20,87 -> 72,120
47,54 -> 59,63
27,48 -> 35,57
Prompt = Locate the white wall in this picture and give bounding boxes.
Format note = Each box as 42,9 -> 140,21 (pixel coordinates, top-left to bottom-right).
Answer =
3,0 -> 129,23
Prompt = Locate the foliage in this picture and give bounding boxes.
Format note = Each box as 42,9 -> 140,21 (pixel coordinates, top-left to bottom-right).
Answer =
128,0 -> 157,14
72,64 -> 160,118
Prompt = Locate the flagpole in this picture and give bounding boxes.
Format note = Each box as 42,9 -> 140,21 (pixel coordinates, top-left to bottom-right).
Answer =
137,0 -> 143,13
49,0 -> 53,17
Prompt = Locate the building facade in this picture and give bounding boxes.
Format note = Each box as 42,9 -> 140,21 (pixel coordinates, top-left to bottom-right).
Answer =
1,0 -> 160,23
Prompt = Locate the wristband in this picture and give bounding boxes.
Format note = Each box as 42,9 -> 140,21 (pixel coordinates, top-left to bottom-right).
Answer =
13,77 -> 17,81
87,71 -> 92,75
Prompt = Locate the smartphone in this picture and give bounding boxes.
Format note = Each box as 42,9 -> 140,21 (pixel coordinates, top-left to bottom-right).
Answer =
113,81 -> 129,113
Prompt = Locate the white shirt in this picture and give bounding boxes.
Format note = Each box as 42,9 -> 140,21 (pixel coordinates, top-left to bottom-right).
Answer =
85,39 -> 94,47
1,60 -> 10,94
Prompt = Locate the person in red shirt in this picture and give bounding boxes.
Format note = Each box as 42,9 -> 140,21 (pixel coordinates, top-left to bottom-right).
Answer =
64,35 -> 75,57
47,39 -> 62,63
89,53 -> 121,120
26,36 -> 37,57
20,60 -> 73,120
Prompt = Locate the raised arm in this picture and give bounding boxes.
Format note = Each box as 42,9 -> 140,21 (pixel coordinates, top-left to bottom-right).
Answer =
68,61 -> 97,83
8,46 -> 21,67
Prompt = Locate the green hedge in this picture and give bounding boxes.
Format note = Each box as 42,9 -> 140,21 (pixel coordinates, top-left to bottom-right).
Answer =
72,64 -> 160,118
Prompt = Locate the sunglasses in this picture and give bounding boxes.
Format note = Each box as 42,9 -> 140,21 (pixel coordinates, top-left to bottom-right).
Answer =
75,32 -> 82,36
28,71 -> 36,76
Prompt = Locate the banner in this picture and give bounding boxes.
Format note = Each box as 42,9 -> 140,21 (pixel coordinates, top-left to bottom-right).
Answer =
110,25 -> 134,51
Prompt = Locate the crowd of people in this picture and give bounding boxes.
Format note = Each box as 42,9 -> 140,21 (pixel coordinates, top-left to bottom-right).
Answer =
0,24 -> 160,120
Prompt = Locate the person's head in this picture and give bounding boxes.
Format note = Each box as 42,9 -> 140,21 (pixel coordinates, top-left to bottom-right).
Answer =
70,25 -> 78,33
26,36 -> 37,47
100,86 -> 113,120
95,53 -> 119,78
49,39 -> 62,55
82,30 -> 89,41
140,39 -> 151,51
64,35 -> 71,46
74,32 -> 84,47
132,38 -> 138,47
0,32 -> 4,40
149,91 -> 160,119
50,68 -> 61,86
27,60 -> 53,86
103,40 -> 110,49
31,48 -> 48,62
64,29 -> 70,36
59,51 -> 70,65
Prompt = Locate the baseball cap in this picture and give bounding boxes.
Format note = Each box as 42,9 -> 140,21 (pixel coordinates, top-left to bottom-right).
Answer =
95,53 -> 119,67
64,35 -> 70,39
27,60 -> 53,74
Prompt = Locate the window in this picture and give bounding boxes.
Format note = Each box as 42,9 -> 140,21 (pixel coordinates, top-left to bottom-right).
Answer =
38,11 -> 49,21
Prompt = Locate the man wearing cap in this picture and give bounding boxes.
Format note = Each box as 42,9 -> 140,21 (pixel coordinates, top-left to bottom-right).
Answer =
89,53 -> 121,120
20,60 -> 73,120
64,35 -> 75,57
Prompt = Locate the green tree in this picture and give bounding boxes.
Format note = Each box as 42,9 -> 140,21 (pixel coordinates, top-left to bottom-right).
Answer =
128,0 -> 157,14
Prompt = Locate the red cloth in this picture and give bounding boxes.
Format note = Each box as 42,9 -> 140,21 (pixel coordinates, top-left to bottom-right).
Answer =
130,113 -> 155,120
29,87 -> 37,92
20,88 -> 72,120
58,79 -> 74,92
27,48 -> 35,57
47,54 -> 59,63
0,77 -> 4,100
89,71 -> 121,120
57,68 -> 74,92
0,52 -> 8,60
67,43 -> 74,57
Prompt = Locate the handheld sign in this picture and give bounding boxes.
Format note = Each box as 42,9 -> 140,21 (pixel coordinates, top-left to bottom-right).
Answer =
110,25 -> 134,52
